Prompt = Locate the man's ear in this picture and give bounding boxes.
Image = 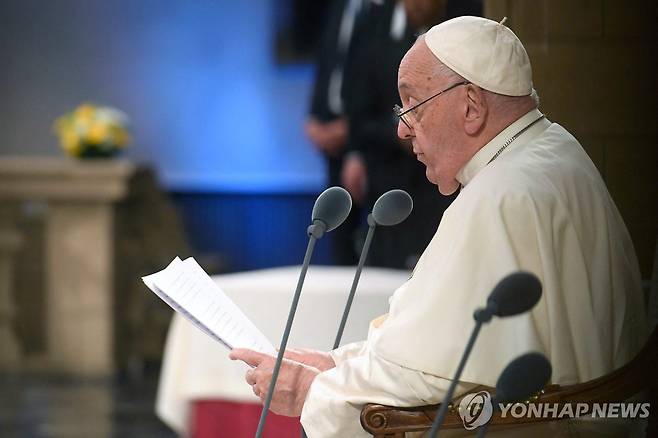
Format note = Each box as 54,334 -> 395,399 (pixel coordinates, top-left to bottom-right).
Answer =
463,84 -> 487,135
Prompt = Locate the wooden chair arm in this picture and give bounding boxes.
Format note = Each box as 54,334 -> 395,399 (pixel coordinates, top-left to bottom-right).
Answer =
360,402 -> 457,437
360,389 -> 555,436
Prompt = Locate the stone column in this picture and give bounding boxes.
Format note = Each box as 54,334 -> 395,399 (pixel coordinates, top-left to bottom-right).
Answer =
0,208 -> 23,370
45,203 -> 114,375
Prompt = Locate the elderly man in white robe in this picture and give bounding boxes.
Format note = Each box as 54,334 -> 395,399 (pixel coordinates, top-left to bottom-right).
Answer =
230,16 -> 648,437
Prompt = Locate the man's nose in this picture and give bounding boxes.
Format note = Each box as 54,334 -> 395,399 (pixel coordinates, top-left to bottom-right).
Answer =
397,120 -> 414,140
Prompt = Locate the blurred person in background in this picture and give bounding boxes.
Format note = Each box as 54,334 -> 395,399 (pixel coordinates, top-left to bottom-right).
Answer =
341,0 -> 482,269
305,0 -> 375,265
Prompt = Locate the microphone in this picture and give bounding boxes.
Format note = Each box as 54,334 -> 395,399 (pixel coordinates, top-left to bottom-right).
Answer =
475,271 -> 543,322
372,189 -> 414,226
309,185 -> 353,235
475,352 -> 552,437
333,189 -> 413,349
429,271 -> 543,437
255,186 -> 352,438
493,352 -> 552,404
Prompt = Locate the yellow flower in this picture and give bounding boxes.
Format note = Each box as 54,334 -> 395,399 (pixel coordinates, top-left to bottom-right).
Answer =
61,129 -> 82,156
87,122 -> 109,145
74,104 -> 96,125
53,103 -> 131,156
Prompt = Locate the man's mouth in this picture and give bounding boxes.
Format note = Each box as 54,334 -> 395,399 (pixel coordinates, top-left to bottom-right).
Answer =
411,143 -> 424,161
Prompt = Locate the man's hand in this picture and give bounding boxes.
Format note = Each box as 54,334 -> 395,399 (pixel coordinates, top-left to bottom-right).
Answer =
305,117 -> 348,156
305,118 -> 325,147
283,348 -> 336,372
229,349 -> 320,417
341,154 -> 367,204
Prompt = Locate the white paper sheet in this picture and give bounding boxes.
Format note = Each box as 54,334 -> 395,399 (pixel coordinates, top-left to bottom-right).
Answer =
142,257 -> 276,355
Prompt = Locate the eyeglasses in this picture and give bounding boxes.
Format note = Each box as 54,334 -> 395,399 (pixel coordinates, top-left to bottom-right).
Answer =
393,81 -> 470,130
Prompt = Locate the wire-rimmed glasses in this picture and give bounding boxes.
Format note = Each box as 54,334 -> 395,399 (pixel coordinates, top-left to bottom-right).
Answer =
394,81 -> 470,130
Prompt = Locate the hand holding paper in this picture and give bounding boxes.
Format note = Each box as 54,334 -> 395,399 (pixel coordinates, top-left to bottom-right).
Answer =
229,348 -> 319,417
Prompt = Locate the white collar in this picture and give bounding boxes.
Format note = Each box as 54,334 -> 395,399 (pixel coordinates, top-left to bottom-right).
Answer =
456,108 -> 546,187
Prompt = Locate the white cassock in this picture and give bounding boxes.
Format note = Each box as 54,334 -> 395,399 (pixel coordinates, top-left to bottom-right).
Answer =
300,109 -> 648,437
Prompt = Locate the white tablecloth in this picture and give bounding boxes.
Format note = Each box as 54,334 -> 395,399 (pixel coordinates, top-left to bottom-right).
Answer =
155,265 -> 410,434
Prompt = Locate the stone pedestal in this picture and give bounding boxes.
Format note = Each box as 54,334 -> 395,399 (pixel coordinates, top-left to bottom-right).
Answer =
45,203 -> 114,374
0,213 -> 22,370
0,157 -> 137,376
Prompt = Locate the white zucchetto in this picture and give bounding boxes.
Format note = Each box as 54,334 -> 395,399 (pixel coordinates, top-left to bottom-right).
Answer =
425,16 -> 533,96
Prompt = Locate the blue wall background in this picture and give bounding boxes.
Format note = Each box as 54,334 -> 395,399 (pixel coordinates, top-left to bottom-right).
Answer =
0,0 -> 335,271
172,192 -> 333,272
0,0 -> 325,192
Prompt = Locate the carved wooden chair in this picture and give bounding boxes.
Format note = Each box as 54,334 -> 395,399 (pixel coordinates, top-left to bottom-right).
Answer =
361,325 -> 658,437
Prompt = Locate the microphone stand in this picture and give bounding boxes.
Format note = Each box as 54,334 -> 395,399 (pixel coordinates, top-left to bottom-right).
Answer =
300,215 -> 378,438
472,394 -> 503,438
255,221 -> 326,438
476,414 -> 492,438
429,307 -> 492,438
474,394 -> 502,438
475,351 -> 552,438
333,214 -> 376,348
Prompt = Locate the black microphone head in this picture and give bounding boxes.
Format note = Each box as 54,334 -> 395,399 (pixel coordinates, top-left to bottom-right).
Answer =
494,352 -> 552,404
311,186 -> 352,232
372,189 -> 413,226
487,271 -> 542,317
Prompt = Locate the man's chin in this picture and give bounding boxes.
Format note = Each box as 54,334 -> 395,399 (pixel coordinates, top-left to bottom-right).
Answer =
437,180 -> 460,196
425,168 -> 437,185
425,169 -> 459,195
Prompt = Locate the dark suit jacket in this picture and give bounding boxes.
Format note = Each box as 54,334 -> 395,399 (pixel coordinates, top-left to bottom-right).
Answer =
307,0 -> 375,264
346,0 -> 481,268
309,0 -> 372,123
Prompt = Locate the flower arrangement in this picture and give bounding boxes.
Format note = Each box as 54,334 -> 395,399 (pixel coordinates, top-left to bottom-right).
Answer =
53,103 -> 131,158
